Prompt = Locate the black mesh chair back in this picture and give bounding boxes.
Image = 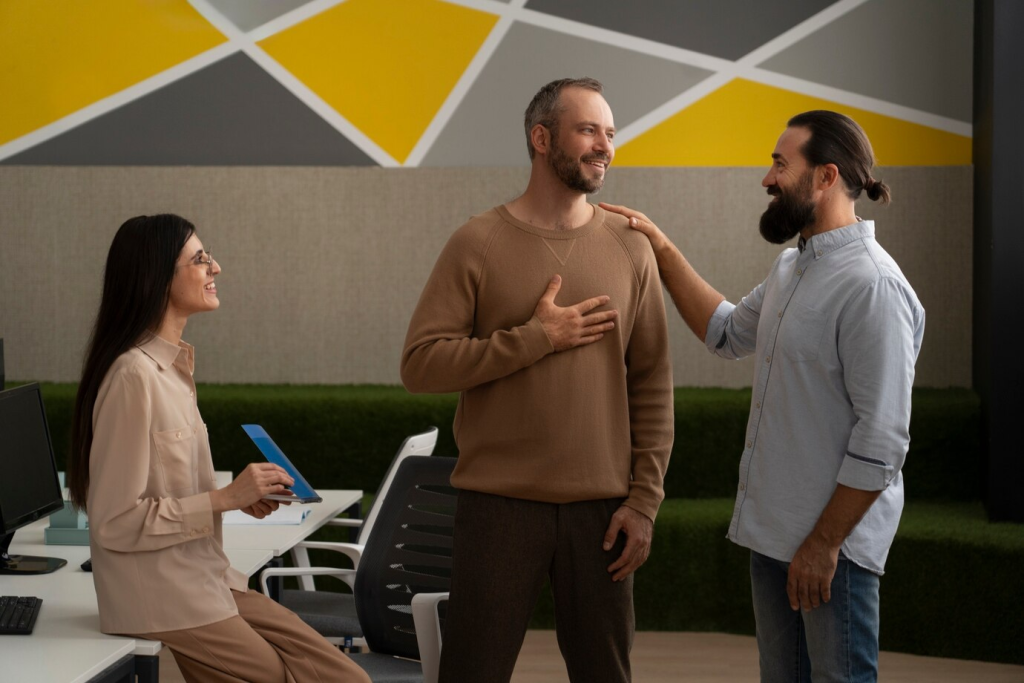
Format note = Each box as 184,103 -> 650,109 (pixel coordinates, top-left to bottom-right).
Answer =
354,455 -> 457,661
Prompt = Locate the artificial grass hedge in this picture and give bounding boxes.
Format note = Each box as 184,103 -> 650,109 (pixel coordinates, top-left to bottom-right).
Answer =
24,382 -> 1015,663
34,383 -> 980,501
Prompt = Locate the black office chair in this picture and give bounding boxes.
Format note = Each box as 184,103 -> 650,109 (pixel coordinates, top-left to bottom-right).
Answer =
262,455 -> 455,682
276,428 -> 439,648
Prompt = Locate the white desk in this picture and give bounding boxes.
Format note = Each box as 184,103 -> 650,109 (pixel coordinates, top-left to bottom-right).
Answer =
0,522 -> 134,683
0,489 -> 360,682
222,489 -> 362,556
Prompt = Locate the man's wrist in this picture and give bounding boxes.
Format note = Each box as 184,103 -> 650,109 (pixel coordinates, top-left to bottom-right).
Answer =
648,234 -> 674,261
808,523 -> 844,551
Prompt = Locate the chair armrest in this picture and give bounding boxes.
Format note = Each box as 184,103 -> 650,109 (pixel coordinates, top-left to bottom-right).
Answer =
259,567 -> 357,594
326,518 -> 363,528
293,541 -> 365,567
411,592 -> 448,683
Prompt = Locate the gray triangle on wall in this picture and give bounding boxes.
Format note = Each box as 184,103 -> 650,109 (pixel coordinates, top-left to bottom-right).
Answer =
205,0 -> 319,33
3,52 -> 377,166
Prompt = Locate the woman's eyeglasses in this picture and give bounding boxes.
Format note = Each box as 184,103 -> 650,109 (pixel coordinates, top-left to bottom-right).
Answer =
180,251 -> 213,274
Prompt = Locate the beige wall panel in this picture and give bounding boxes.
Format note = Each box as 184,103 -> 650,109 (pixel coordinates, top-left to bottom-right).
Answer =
0,167 -> 971,387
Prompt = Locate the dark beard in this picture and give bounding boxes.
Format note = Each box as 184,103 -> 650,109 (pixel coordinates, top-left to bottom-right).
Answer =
759,172 -> 815,244
548,134 -> 607,194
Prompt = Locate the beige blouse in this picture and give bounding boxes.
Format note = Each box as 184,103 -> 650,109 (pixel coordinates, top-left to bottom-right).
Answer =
87,334 -> 248,635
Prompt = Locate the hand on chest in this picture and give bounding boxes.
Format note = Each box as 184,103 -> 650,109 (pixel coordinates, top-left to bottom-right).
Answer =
475,236 -> 635,335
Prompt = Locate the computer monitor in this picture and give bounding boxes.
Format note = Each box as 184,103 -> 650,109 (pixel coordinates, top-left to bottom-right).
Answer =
0,383 -> 67,574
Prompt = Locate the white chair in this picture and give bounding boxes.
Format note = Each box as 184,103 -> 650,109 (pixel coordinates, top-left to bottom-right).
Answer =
411,592 -> 448,683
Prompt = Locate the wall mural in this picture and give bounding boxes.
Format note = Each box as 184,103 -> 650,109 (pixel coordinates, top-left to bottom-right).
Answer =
0,0 -> 973,167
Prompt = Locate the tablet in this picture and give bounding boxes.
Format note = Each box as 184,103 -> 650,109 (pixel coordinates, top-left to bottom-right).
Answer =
241,424 -> 323,503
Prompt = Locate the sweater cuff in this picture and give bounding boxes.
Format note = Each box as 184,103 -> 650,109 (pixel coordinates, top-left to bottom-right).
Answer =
623,494 -> 659,524
523,315 -> 556,358
180,492 -> 216,540
836,452 -> 896,491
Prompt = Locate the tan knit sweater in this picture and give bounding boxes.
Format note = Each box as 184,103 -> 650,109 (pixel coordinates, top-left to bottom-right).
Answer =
401,204 -> 674,521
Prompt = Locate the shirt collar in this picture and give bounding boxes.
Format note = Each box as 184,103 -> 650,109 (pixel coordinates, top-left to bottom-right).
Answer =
803,220 -> 874,260
137,334 -> 195,374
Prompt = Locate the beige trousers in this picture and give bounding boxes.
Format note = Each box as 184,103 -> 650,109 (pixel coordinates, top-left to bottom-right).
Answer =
138,589 -> 370,683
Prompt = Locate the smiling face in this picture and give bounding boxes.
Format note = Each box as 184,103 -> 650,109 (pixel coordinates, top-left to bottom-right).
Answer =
545,87 -> 615,194
167,233 -> 220,318
759,126 -> 818,244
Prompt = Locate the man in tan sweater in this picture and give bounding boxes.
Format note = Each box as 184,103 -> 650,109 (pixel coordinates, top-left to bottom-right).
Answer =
401,78 -> 673,683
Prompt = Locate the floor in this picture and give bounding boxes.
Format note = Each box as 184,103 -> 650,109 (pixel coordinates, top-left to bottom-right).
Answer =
158,630 -> 1024,682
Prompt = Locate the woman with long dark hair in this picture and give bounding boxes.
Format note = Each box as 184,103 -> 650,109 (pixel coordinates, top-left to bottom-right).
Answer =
67,215 -> 369,683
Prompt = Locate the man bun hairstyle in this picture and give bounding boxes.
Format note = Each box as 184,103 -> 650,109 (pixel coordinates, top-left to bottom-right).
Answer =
524,77 -> 604,160
787,110 -> 891,205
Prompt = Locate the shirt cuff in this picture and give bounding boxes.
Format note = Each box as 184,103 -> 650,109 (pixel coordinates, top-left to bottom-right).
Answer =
704,300 -> 735,354
836,452 -> 896,491
179,492 -> 216,540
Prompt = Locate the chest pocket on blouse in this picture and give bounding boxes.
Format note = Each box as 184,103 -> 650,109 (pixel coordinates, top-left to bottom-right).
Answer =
153,427 -> 197,494
781,303 -> 828,363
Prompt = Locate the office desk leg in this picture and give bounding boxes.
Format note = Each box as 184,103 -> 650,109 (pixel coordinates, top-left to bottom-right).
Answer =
135,654 -> 160,683
344,501 -> 362,542
259,557 -> 285,603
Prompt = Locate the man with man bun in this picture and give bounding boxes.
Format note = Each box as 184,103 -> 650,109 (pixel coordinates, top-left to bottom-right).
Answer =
604,110 -> 924,682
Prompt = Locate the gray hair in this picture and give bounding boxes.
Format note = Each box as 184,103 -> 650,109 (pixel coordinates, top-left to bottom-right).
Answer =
524,77 -> 604,160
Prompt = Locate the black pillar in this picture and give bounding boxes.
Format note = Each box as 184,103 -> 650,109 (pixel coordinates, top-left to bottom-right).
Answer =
973,0 -> 1024,522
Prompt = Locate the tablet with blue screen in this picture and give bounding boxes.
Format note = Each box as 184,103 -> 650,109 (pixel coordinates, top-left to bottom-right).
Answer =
241,424 -> 322,503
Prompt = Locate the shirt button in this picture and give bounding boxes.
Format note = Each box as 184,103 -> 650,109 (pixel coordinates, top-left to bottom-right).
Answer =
739,482 -> 746,491
777,311 -> 783,318
202,527 -> 210,533
176,431 -> 181,439
765,355 -> 771,363
755,402 -> 761,409
746,441 -> 752,448
816,250 -> 823,257
190,391 -> 195,397
796,269 -> 803,276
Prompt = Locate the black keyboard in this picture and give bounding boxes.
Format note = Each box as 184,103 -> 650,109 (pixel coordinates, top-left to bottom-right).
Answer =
0,596 -> 42,635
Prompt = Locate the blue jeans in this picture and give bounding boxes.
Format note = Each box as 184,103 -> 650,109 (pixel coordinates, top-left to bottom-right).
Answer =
749,550 -> 880,683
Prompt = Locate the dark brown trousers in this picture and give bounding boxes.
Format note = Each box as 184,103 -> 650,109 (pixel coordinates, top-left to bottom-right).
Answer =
439,491 -> 634,683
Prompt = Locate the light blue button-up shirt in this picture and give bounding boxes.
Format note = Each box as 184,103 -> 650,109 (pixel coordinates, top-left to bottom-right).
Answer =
706,221 -> 925,574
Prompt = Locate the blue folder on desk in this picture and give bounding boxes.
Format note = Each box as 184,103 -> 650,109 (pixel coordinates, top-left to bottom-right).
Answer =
241,425 -> 322,503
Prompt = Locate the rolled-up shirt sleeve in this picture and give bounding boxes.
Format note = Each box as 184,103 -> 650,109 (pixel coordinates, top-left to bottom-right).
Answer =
88,368 -> 215,552
837,277 -> 925,491
705,281 -> 764,360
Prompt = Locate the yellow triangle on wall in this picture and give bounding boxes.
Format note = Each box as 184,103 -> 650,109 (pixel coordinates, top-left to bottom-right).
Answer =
0,0 -> 225,146
615,79 -> 971,167
260,0 -> 498,164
